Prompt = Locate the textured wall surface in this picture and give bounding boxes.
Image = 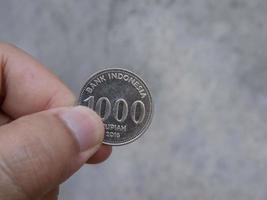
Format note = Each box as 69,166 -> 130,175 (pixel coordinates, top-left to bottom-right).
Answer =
1,0 -> 267,199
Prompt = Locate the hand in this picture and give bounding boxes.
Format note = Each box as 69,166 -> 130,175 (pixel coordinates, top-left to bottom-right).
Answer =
0,43 -> 112,200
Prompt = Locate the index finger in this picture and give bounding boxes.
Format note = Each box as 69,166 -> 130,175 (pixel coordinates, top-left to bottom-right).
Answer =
0,43 -> 75,118
0,43 -> 112,164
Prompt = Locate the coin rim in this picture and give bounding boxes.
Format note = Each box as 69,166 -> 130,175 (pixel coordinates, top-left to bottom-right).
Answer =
78,68 -> 153,146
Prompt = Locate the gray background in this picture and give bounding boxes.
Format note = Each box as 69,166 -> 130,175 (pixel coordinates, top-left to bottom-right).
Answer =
1,0 -> 267,199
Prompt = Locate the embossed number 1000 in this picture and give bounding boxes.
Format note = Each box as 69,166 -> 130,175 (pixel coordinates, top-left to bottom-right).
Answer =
84,96 -> 145,124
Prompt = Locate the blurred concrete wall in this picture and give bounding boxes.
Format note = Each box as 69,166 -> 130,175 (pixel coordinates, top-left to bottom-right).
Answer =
1,0 -> 267,199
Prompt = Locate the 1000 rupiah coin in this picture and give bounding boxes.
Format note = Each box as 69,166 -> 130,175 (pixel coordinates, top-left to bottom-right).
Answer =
78,68 -> 153,146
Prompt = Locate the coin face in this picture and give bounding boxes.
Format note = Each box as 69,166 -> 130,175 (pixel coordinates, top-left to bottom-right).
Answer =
78,68 -> 153,146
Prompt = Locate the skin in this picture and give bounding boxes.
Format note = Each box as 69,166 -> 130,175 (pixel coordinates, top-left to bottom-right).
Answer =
0,43 -> 112,200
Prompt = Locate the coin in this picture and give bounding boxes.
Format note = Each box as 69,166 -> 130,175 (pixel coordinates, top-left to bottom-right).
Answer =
78,68 -> 153,146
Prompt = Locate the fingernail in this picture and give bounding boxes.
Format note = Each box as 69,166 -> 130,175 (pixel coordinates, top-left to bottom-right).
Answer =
58,106 -> 104,152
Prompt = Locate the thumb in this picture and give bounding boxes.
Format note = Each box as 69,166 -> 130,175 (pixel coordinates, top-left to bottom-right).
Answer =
0,106 -> 104,200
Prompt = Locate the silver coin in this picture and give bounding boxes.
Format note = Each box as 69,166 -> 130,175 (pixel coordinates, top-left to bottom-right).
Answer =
78,68 -> 153,146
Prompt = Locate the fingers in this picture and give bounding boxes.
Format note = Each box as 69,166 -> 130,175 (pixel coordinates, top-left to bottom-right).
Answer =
0,43 -> 112,199
0,110 -> 11,125
0,106 -> 104,200
87,145 -> 112,164
0,43 -> 75,118
41,187 -> 59,200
